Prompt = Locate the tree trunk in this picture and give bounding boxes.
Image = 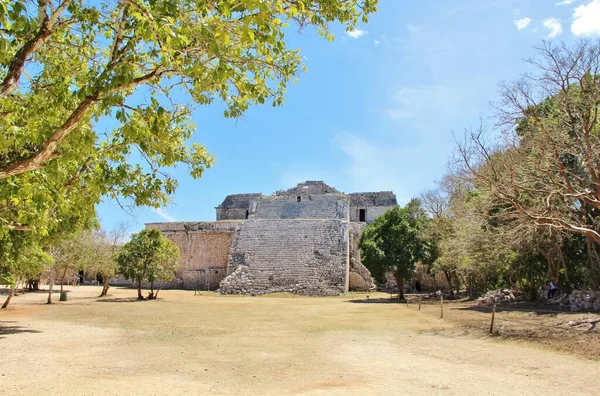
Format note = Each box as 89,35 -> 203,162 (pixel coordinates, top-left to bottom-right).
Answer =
394,270 -> 405,301
59,266 -> 68,294
99,277 -> 110,297
154,281 -> 164,300
1,284 -> 17,309
443,270 -> 453,295
149,281 -> 155,300
586,236 -> 600,289
47,275 -> 55,304
137,279 -> 143,300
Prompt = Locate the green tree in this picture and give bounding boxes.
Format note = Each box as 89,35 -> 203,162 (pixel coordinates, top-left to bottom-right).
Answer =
86,225 -> 128,297
359,199 -> 435,300
48,230 -> 98,302
117,229 -> 179,300
457,41 -> 600,289
0,0 -> 378,239
1,234 -> 53,308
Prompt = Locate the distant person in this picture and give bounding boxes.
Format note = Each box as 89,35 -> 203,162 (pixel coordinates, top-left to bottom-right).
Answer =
548,281 -> 558,299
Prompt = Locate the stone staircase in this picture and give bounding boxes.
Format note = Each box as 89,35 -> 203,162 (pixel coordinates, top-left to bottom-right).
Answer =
219,219 -> 349,295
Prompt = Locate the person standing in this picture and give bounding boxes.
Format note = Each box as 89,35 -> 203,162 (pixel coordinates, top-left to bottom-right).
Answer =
548,281 -> 558,299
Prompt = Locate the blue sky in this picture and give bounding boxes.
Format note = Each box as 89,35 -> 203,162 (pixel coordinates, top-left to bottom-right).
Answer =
96,0 -> 600,234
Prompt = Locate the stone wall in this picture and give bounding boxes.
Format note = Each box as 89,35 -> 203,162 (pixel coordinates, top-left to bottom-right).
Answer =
253,195 -> 349,220
349,191 -> 397,206
349,205 -> 395,223
219,219 -> 349,295
348,222 -> 375,291
348,191 -> 397,223
146,221 -> 242,289
275,181 -> 341,196
216,193 -> 262,220
216,208 -> 248,220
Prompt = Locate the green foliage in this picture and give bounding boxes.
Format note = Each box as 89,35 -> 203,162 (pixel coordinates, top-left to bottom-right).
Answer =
85,230 -> 120,281
359,199 -> 435,297
0,234 -> 53,287
117,229 -> 179,299
0,0 -> 378,238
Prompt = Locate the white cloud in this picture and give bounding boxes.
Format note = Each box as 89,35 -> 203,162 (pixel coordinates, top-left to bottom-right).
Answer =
332,133 -> 425,205
543,18 -> 563,38
152,207 -> 177,222
571,0 -> 600,36
556,0 -> 576,5
373,39 -> 381,46
514,17 -> 532,30
346,29 -> 367,39
383,86 -> 461,121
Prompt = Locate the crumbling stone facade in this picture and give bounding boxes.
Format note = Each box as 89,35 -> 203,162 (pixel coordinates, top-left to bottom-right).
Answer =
220,219 -> 349,295
145,221 -> 242,290
146,181 -> 397,295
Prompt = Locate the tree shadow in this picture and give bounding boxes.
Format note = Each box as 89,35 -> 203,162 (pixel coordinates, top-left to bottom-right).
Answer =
454,303 -> 584,316
346,297 -> 406,304
0,321 -> 42,339
95,297 -> 144,303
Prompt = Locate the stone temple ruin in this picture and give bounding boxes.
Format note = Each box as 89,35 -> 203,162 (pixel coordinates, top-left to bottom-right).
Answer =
146,181 -> 397,295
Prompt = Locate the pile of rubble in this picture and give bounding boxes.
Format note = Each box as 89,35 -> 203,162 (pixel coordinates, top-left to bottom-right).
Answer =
547,289 -> 600,312
476,289 -> 518,305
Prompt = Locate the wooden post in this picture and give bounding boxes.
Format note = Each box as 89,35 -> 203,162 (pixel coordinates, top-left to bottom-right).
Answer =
418,295 -> 422,311
489,304 -> 497,334
440,295 -> 444,319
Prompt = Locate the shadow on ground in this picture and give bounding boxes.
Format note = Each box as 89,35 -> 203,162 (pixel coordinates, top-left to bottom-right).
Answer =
0,321 -> 42,338
95,297 -> 144,303
346,297 -> 408,304
454,303 -> 583,316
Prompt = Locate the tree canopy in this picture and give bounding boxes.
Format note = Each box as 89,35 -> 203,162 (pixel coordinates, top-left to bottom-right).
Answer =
359,199 -> 436,300
117,228 -> 179,300
420,40 -> 600,297
0,0 -> 378,237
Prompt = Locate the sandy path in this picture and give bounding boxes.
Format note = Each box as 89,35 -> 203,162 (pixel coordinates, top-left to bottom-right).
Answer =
0,286 -> 598,395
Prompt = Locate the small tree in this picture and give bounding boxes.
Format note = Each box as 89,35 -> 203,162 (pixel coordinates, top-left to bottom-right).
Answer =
359,199 -> 435,300
1,243 -> 53,309
117,229 -> 179,300
49,233 -> 95,297
86,225 -> 128,297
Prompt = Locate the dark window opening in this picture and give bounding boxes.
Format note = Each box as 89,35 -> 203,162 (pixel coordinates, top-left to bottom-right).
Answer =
245,210 -> 249,219
359,209 -> 366,222
297,196 -> 301,202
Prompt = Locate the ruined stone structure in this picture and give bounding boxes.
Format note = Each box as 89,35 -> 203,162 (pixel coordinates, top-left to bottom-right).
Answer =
146,181 -> 397,295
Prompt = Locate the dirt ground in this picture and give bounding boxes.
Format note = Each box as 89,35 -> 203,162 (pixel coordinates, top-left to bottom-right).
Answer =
1,287 -> 599,395
404,296 -> 600,360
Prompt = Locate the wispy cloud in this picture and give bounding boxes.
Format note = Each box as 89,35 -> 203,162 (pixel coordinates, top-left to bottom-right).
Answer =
571,0 -> 600,36
332,133 -> 424,204
514,17 -> 532,30
543,18 -> 563,38
346,29 -> 367,39
556,0 -> 576,5
383,86 -> 461,121
152,207 -> 177,222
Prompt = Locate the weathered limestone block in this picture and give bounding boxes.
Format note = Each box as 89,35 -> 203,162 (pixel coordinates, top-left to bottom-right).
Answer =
219,219 -> 349,296
253,194 -> 349,220
348,222 -> 375,291
146,222 -> 241,289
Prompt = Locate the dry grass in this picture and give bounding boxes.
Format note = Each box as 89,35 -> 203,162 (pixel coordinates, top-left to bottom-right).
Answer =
409,297 -> 600,360
1,286 -> 599,395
